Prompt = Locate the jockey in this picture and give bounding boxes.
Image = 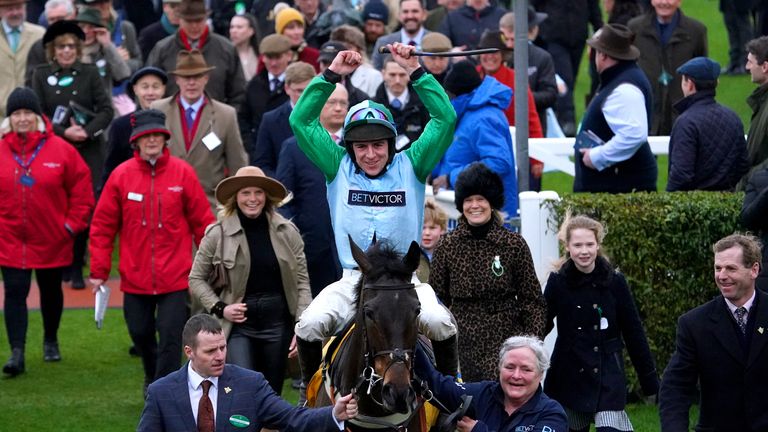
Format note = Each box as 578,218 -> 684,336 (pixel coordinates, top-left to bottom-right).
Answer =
289,43 -> 459,393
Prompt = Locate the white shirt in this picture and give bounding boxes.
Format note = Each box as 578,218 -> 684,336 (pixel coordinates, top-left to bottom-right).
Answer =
725,290 -> 756,322
589,83 -> 649,171
180,96 -> 205,123
268,72 -> 286,92
386,87 -> 410,108
400,28 -> 426,48
187,363 -> 220,424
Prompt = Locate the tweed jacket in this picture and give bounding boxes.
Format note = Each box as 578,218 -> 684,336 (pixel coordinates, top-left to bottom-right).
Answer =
151,93 -> 247,211
146,30 -> 246,110
628,9 -> 708,135
0,21 -> 45,118
189,211 -> 311,338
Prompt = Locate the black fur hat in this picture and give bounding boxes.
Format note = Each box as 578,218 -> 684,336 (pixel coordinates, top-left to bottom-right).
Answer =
453,162 -> 505,211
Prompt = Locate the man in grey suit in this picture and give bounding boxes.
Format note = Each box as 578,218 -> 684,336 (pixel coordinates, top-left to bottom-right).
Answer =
371,0 -> 429,70
138,314 -> 358,432
659,234 -> 768,432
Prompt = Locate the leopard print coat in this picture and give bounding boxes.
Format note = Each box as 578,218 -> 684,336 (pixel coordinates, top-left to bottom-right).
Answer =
429,218 -> 547,382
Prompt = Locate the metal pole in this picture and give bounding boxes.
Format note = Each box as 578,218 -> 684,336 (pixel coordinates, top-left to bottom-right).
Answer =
513,0 -> 530,193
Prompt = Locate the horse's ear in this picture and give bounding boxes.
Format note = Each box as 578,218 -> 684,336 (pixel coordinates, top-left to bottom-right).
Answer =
349,234 -> 371,273
403,241 -> 421,273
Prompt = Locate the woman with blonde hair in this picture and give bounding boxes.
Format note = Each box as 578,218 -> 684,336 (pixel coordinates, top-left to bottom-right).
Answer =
189,166 -> 311,394
543,214 -> 659,432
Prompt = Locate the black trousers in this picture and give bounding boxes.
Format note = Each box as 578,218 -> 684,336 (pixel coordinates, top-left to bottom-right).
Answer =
71,228 -> 89,269
226,293 -> 293,394
547,40 -> 587,127
722,2 -> 753,68
123,290 -> 189,382
2,266 -> 64,349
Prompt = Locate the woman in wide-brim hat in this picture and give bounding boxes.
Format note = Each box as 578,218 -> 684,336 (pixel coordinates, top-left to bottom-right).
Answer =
102,66 -> 169,187
429,162 -> 547,382
31,19 -> 115,290
189,166 -> 311,395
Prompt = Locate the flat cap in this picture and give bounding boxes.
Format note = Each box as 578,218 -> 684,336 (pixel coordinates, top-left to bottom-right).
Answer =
676,56 -> 721,81
259,34 -> 292,55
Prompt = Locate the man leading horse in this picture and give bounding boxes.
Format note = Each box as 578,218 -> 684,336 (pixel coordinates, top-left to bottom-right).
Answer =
289,42 -> 459,396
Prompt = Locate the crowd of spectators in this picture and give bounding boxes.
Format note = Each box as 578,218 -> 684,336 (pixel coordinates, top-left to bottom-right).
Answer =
2,0 -> 768,431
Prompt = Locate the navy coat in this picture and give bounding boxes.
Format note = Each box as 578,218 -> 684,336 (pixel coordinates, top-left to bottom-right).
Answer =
543,257 -> 659,413
102,113 -> 134,188
414,348 -> 567,432
659,290 -> 768,432
253,101 -> 293,175
275,137 -> 341,297
667,89 -> 749,191
138,363 -> 340,431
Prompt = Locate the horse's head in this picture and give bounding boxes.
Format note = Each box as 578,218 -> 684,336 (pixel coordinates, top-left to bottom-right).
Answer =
350,236 -> 422,414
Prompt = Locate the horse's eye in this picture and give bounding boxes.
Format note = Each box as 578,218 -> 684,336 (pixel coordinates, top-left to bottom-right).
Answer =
364,308 -> 374,320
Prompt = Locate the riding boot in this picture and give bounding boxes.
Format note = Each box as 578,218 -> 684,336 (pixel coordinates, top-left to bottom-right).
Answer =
296,337 -> 323,406
431,335 -> 459,378
3,348 -> 25,377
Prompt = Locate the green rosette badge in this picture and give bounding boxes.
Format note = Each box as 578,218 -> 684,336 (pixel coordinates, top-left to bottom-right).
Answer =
229,414 -> 250,428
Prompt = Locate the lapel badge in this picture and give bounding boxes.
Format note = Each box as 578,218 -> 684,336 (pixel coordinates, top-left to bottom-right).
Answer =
758,327 -> 764,334
225,386 -> 232,394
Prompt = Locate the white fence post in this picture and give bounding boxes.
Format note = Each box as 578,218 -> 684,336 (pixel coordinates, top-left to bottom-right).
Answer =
519,191 -> 560,286
519,191 -> 560,360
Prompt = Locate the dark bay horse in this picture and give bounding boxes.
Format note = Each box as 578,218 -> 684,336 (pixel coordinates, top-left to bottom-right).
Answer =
318,237 -> 429,431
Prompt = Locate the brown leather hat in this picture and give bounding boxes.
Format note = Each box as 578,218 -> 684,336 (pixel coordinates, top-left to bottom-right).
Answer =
215,166 -> 288,205
170,49 -> 215,76
177,0 -> 209,20
586,23 -> 640,61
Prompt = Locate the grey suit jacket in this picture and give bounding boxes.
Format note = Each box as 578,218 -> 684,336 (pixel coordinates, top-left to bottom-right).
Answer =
371,29 -> 431,71
151,94 -> 247,211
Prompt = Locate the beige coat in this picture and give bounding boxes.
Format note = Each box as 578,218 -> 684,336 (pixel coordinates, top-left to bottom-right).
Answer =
0,22 -> 45,119
189,210 -> 311,338
151,94 -> 247,211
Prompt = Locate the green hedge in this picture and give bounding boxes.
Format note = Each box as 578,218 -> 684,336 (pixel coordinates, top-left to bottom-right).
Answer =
545,191 -> 744,396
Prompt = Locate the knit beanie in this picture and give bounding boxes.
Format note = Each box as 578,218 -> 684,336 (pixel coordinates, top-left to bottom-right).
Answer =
6,87 -> 42,117
275,7 -> 304,35
443,61 -> 482,97
453,162 -> 505,211
363,0 -> 389,23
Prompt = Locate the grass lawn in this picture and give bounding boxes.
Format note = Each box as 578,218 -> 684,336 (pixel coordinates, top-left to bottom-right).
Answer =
541,0 -> 753,195
0,309 -> 695,431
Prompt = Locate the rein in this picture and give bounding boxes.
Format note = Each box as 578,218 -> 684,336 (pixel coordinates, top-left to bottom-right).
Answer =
348,281 -> 430,430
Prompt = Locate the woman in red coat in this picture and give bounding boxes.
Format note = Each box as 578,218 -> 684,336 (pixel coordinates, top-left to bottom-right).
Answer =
1,87 -> 94,377
88,109 -> 215,392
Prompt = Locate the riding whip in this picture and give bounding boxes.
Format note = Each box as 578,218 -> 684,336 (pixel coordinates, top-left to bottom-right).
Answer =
378,46 -> 500,57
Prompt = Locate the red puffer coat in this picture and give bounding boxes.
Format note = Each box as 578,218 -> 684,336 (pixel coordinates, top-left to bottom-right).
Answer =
89,148 -> 215,295
0,118 -> 94,269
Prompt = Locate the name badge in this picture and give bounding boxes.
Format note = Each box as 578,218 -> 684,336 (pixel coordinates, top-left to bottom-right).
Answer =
127,192 -> 144,202
202,132 -> 222,151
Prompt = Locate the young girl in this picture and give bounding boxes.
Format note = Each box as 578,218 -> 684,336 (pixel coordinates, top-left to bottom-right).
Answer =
416,198 -> 448,283
543,215 -> 658,432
